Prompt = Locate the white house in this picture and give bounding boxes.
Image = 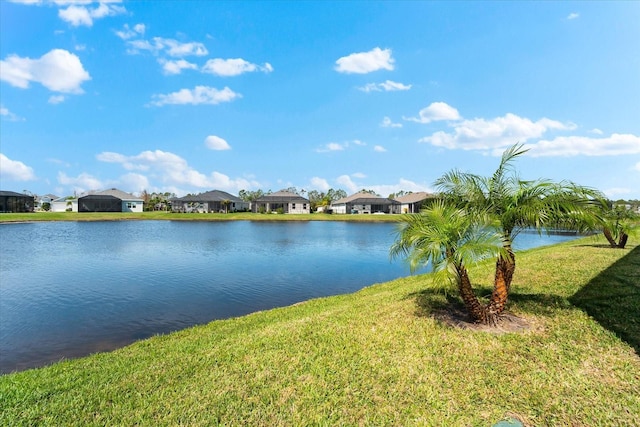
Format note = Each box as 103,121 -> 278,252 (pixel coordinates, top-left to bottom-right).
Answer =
331,191 -> 400,214
171,190 -> 249,213
254,191 -> 310,214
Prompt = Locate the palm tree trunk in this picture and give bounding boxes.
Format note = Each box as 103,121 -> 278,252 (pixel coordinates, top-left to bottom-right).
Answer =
603,228 -> 618,248
618,233 -> 628,249
457,265 -> 488,323
487,249 -> 516,324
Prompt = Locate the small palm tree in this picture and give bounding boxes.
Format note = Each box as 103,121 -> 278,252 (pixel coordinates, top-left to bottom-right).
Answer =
435,143 -> 602,323
600,202 -> 638,249
390,200 -> 505,323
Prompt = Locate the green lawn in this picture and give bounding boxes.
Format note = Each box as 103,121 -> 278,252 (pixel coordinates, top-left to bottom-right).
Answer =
1,236 -> 638,426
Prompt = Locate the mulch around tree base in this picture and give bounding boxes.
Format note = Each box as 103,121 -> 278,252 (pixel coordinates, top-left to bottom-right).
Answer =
431,306 -> 532,333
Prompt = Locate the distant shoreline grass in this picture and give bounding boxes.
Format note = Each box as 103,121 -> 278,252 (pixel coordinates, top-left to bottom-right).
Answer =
0,211 -> 398,223
1,235 -> 638,426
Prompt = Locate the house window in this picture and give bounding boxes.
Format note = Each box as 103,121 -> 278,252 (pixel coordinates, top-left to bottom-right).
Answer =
303,204 -> 307,209
127,202 -> 136,209
292,203 -> 296,209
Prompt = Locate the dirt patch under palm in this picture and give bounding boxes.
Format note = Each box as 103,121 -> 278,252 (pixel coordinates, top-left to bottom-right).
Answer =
431,305 -> 533,333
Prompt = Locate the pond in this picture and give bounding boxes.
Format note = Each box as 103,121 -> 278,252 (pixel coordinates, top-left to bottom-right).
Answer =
0,220 -> 579,373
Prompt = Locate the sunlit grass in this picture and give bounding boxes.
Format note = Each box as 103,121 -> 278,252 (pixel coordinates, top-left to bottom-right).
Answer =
1,236 -> 638,426
0,211 -> 398,223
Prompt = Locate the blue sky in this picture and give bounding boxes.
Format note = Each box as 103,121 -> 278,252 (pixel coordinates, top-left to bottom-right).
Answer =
1,1 -> 639,200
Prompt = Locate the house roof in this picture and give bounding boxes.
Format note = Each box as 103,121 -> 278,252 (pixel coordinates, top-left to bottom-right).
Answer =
90,188 -> 143,201
0,190 -> 33,198
174,190 -> 243,203
394,192 -> 436,203
256,191 -> 309,203
332,191 -> 399,205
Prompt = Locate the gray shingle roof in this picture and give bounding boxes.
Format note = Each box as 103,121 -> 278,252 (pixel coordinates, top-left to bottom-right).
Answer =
90,188 -> 143,201
256,191 -> 309,203
175,190 -> 243,203
332,191 -> 399,205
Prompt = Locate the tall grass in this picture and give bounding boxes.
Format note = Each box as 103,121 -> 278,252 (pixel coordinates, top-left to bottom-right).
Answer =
1,236 -> 638,426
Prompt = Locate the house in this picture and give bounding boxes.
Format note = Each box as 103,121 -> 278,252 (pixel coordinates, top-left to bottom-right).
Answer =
0,190 -> 34,213
394,191 -> 436,214
254,191 -> 310,214
171,190 -> 249,213
51,196 -> 79,212
77,189 -> 143,212
51,189 -> 144,213
330,191 -> 400,214
34,194 -> 59,211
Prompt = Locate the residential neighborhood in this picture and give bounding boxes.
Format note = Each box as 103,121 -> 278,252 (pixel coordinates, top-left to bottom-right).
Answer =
2,187 -> 640,216
0,187 -> 440,215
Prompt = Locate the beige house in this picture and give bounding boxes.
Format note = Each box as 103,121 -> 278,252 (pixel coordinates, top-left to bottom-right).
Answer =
394,192 -> 436,213
254,191 -> 310,214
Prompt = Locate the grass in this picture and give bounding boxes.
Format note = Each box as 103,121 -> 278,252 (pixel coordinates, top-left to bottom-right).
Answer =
1,236 -> 638,426
0,211 -> 398,223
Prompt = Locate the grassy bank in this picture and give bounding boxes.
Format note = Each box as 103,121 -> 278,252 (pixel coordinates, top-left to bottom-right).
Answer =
1,236 -> 638,426
0,211 -> 398,223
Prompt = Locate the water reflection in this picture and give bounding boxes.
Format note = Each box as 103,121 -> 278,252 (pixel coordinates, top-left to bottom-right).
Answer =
0,220 -> 578,373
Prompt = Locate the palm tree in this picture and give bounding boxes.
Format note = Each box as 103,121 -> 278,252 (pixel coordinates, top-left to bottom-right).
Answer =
599,202 -> 637,249
390,200 -> 506,323
435,144 -> 602,323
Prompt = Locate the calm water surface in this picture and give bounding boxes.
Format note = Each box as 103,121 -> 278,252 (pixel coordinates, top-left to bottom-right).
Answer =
0,220 -> 578,373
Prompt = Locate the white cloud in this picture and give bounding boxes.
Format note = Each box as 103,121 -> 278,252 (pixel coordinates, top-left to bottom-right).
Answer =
0,153 -> 36,181
335,47 -> 394,74
205,135 -> 231,151
351,172 -> 366,179
405,102 -> 461,124
359,80 -> 411,92
316,140 -> 366,153
567,12 -> 580,20
590,128 -> 604,135
525,133 -> 640,157
374,145 -> 387,152
419,112 -> 577,153
58,171 -> 103,193
316,142 -> 345,153
603,187 -> 632,198
369,178 -> 431,198
127,37 -> 208,57
0,49 -> 90,93
309,177 -> 330,192
149,86 -> 241,106
118,172 -> 150,193
159,59 -> 198,75
48,95 -> 65,104
9,0 -> 43,4
381,116 -> 402,128
334,175 -> 430,197
96,149 -> 258,192
0,105 -> 24,121
635,161 -> 640,172
336,174 -> 358,193
58,2 -> 125,27
115,23 -> 146,40
202,58 -> 273,76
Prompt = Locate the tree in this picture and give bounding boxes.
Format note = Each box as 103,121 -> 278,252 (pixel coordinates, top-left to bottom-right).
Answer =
390,200 -> 505,323
389,190 -> 412,200
434,143 -> 602,324
599,201 -> 638,249
221,199 -> 231,214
